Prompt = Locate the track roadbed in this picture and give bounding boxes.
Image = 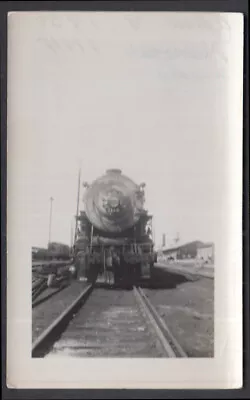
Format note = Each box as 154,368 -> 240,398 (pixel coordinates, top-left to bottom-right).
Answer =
32,281 -> 87,342
156,263 -> 214,279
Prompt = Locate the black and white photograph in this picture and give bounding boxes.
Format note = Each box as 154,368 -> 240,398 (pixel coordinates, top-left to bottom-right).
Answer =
7,10 -> 243,389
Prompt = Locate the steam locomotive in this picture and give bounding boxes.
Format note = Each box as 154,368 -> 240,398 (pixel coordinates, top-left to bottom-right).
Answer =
74,169 -> 157,287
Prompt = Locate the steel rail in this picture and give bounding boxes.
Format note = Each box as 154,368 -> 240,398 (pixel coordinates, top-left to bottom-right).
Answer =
32,283 -> 93,358
32,283 -> 70,308
133,286 -> 187,358
32,280 -> 48,302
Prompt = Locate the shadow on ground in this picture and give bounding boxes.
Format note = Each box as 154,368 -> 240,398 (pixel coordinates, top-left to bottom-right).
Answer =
94,266 -> 199,290
145,266 -> 198,289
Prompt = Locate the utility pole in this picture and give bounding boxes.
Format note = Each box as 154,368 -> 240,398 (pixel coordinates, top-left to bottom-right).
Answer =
70,218 -> 74,257
48,197 -> 54,248
74,168 -> 81,246
175,232 -> 180,245
70,219 -> 73,248
162,233 -> 166,248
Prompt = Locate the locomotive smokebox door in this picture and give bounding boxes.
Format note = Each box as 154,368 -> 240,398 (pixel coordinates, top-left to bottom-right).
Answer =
83,169 -> 145,234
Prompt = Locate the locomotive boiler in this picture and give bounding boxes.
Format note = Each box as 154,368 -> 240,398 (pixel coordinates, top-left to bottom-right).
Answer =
74,169 -> 157,287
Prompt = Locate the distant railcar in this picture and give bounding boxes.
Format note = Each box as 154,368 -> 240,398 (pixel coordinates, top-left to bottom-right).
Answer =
47,242 -> 71,260
32,243 -> 71,261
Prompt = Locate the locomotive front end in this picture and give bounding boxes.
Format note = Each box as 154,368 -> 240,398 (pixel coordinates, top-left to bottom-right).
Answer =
74,169 -> 155,287
83,169 -> 145,234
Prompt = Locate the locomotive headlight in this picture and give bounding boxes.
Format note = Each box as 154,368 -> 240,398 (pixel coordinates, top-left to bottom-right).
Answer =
103,189 -> 123,215
108,196 -> 119,208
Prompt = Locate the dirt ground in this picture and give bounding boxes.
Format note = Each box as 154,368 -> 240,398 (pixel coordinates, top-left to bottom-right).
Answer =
156,261 -> 214,279
32,266 -> 214,358
32,281 -> 87,342
145,266 -> 214,357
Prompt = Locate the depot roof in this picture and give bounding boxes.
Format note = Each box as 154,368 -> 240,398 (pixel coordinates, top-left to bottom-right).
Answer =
161,241 -> 214,253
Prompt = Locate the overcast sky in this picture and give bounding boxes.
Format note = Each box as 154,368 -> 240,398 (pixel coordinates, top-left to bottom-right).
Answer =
9,11 -> 235,248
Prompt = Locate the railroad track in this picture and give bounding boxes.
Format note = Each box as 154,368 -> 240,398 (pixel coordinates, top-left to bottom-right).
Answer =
32,282 -> 70,308
32,285 -> 187,358
32,260 -> 75,306
32,259 -> 73,267
134,286 -> 187,357
32,273 -> 72,307
32,278 -> 48,302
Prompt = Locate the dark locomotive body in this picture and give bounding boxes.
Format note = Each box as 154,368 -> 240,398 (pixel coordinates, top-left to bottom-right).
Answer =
74,169 -> 157,287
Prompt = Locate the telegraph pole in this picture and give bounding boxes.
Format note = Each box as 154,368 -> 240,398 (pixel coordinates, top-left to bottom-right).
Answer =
74,168 -> 81,246
162,233 -> 166,248
175,232 -> 180,245
48,196 -> 54,248
70,219 -> 73,248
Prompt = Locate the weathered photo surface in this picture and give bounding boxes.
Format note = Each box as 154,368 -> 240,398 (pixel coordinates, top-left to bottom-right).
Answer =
7,11 -> 243,389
